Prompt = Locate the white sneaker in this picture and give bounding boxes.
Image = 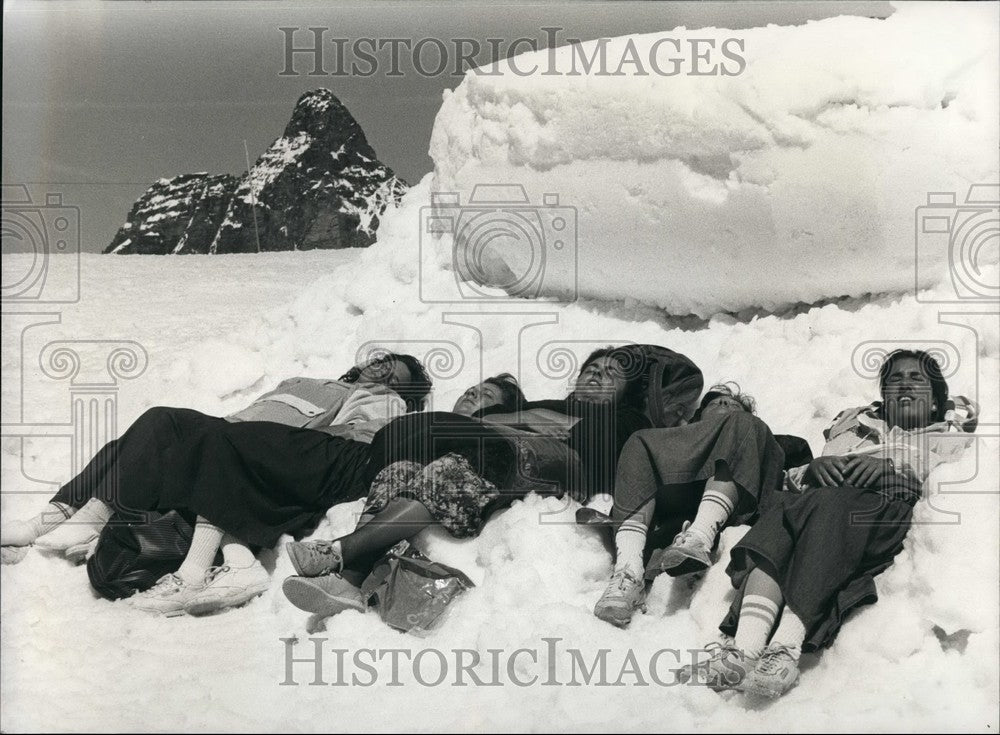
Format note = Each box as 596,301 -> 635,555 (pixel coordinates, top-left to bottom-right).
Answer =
65,536 -> 100,564
184,561 -> 271,616
35,524 -> 100,554
744,644 -> 800,698
1,520 -> 36,547
128,573 -> 205,617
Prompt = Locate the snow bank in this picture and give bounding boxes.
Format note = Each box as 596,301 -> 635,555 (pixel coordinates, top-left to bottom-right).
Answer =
429,3 -> 999,316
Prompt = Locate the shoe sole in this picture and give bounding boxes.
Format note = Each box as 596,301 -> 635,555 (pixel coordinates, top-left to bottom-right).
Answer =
129,603 -> 188,618
744,673 -> 799,698
184,581 -> 271,616
594,601 -> 646,628
645,547 -> 710,579
282,577 -> 365,616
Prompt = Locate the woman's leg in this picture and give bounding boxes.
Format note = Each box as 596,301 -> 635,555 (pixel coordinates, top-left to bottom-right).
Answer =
733,566 -> 783,657
1,502 -> 74,547
596,434 -> 662,626
283,454 -> 497,617
129,516 -> 223,616
6,407 -> 224,552
649,463 -> 740,578
183,534 -> 271,616
679,566 -> 784,692
687,462 -> 739,548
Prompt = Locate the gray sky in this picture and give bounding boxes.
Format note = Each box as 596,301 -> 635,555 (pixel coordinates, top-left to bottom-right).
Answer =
3,0 -> 893,252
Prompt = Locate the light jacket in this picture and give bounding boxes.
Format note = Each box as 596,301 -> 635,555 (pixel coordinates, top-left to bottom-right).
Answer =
226,377 -> 407,441
786,395 -> 978,491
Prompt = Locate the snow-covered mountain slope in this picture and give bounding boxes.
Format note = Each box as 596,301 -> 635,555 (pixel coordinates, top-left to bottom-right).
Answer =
105,89 -> 407,255
429,3 -> 999,317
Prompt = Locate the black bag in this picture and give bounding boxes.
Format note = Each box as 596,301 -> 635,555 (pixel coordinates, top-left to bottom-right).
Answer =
87,511 -> 199,600
616,344 -> 704,428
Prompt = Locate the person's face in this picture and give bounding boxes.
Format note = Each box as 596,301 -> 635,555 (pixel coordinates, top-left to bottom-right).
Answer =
452,381 -> 505,416
574,356 -> 628,404
357,357 -> 413,392
882,356 -> 936,430
699,394 -> 745,419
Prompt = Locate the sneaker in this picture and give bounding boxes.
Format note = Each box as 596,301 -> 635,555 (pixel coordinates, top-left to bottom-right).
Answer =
64,536 -> 99,564
744,644 -> 800,698
184,561 -> 271,616
593,568 -> 647,627
676,641 -> 754,692
128,573 -> 205,617
35,524 -> 100,554
645,521 -> 712,579
285,539 -> 344,577
1,546 -> 29,565
1,520 -> 36,548
282,573 -> 365,617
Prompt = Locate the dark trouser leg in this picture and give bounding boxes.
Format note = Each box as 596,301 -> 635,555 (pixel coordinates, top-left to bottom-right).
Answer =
611,433 -> 661,525
50,407 -> 224,515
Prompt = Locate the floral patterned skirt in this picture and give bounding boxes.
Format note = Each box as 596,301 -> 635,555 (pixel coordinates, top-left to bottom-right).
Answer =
364,453 -> 501,538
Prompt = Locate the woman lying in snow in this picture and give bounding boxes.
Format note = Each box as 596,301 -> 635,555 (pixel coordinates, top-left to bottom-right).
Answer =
594,383 -> 786,627
0,352 -> 432,599
679,349 -> 979,699
121,372 -> 523,617
280,347 -> 654,619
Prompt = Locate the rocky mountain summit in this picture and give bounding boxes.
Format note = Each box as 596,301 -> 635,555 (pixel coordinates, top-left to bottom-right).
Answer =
105,89 -> 407,254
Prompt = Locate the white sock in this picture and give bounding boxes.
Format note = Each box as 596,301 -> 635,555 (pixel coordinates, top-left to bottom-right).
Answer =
221,534 -> 256,567
613,518 -> 648,576
176,517 -> 224,584
735,594 -> 780,657
34,500 -> 111,548
688,486 -> 736,546
770,607 -> 807,658
2,502 -> 74,546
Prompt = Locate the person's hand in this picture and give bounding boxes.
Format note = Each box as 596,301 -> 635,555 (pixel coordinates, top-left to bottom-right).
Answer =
805,456 -> 850,486
843,455 -> 893,488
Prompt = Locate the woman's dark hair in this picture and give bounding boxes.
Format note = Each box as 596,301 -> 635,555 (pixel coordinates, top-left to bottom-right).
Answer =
691,382 -> 757,421
481,372 -> 526,412
877,349 -> 949,422
575,346 -> 648,410
340,352 -> 433,412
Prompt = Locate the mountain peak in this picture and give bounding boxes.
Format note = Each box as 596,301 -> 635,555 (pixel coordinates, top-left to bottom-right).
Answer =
105,89 -> 406,255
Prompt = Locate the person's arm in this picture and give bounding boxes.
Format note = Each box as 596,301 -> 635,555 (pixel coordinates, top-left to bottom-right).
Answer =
328,387 -> 407,427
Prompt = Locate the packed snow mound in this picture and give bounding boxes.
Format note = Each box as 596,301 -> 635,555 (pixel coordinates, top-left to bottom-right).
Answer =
428,3 -> 1000,317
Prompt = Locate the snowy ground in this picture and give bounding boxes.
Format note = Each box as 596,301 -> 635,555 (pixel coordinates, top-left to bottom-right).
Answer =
1,231 -> 997,731
3,3 -> 998,729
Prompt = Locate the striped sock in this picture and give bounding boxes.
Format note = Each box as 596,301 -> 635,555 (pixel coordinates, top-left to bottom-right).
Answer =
689,484 -> 736,546
177,517 -> 224,584
613,518 -> 648,576
221,534 -> 256,567
770,607 -> 807,658
735,594 -> 781,657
